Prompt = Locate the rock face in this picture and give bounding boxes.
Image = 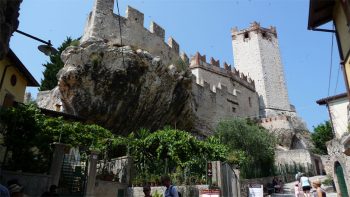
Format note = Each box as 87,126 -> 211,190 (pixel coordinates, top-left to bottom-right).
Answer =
0,0 -> 22,59
261,115 -> 313,150
50,41 -> 193,134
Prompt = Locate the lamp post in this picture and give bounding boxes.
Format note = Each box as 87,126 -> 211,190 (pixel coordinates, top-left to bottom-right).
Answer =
15,29 -> 58,56
0,30 -> 58,99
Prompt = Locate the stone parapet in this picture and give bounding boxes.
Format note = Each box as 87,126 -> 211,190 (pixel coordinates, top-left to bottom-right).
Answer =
231,21 -> 277,38
81,1 -> 183,66
189,52 -> 255,91
260,115 -> 294,130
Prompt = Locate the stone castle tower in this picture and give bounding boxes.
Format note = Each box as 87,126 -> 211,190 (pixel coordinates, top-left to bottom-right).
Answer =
232,22 -> 294,118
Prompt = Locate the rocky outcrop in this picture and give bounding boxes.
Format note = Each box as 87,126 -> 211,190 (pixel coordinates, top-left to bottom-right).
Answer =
0,0 -> 22,59
38,41 -> 194,134
261,115 -> 313,150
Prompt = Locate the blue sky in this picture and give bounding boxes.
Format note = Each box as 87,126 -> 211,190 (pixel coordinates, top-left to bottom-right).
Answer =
10,0 -> 343,130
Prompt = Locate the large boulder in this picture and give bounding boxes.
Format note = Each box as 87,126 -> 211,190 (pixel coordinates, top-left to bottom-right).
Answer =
40,41 -> 194,134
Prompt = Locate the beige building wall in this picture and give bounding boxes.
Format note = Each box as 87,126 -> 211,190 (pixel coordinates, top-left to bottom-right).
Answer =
328,97 -> 349,139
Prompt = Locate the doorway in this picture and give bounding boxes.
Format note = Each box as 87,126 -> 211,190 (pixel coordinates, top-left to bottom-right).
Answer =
335,162 -> 349,197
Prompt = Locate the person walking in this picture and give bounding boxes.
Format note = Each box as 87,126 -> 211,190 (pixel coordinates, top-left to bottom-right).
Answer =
143,185 -> 152,197
311,179 -> 326,197
161,175 -> 179,197
300,173 -> 311,197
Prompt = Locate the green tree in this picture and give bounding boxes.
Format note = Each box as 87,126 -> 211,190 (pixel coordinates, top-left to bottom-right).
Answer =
39,37 -> 79,91
121,127 -> 227,184
311,121 -> 333,155
216,118 -> 276,178
0,103 -> 113,172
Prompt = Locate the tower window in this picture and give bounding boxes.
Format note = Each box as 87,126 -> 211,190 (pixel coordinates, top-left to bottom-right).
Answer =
232,107 -> 236,113
262,32 -> 267,38
249,97 -> 252,107
244,32 -> 249,39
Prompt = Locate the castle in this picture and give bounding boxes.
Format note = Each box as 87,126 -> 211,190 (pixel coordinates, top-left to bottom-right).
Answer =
37,0 -> 311,151
35,0 -> 324,176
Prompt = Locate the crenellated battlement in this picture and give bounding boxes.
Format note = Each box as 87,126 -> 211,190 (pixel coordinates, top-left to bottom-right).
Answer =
81,0 -> 182,66
231,21 -> 277,40
189,52 -> 255,91
195,79 -> 233,97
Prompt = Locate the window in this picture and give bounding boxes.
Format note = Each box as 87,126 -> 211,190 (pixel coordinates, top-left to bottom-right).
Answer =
232,107 -> 236,113
249,97 -> 252,107
10,74 -> 17,86
244,32 -> 249,39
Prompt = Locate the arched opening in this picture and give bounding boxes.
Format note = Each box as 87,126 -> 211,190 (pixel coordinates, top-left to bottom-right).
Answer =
335,162 -> 349,197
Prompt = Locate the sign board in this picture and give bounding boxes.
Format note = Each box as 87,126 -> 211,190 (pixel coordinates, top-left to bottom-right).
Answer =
200,189 -> 220,197
248,184 -> 263,197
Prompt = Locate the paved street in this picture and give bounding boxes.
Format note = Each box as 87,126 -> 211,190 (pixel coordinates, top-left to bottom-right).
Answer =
271,175 -> 338,197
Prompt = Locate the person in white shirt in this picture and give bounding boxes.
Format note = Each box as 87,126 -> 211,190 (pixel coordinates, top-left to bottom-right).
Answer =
300,174 -> 311,196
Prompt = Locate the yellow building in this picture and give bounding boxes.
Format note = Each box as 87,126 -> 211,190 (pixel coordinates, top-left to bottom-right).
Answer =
308,0 -> 350,97
0,49 -> 39,107
309,1 -> 350,196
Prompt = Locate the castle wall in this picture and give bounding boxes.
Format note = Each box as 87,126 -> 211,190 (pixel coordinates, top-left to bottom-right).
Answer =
81,0 -> 181,66
260,115 -> 294,130
190,52 -> 259,134
232,23 -> 292,117
192,81 -> 238,134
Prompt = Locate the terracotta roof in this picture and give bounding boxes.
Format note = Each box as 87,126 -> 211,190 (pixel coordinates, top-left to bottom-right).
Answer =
308,0 -> 335,29
316,92 -> 348,105
7,49 -> 39,87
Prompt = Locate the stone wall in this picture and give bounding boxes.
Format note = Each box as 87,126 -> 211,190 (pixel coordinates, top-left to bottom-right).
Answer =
94,180 -> 128,197
275,149 -> 317,175
81,0 -> 181,66
128,185 -> 209,197
320,155 -> 333,176
326,138 -> 350,196
190,52 -> 259,134
36,88 -> 63,112
0,170 -> 51,196
232,22 -> 292,118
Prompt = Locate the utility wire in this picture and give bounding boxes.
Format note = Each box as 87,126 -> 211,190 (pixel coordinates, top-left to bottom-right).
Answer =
327,24 -> 335,96
116,0 -> 125,65
333,62 -> 341,95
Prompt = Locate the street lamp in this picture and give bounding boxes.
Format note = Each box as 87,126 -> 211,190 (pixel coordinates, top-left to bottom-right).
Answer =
15,30 -> 58,56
